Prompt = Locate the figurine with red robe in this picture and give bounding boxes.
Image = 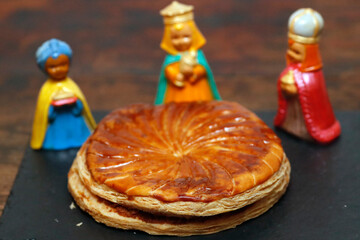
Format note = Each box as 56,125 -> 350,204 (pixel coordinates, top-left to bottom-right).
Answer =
274,8 -> 341,144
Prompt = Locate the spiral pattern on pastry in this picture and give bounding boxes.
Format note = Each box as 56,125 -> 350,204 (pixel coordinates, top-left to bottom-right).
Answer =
86,101 -> 284,202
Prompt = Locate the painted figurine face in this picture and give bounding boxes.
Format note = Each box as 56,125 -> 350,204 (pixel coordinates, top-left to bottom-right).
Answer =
287,41 -> 306,63
170,23 -> 193,52
45,54 -> 70,80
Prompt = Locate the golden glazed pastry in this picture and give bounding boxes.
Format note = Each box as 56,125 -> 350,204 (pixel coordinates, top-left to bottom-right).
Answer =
68,157 -> 290,236
68,101 -> 291,235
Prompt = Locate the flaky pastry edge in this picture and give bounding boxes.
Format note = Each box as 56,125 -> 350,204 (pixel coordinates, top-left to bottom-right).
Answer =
75,143 -> 290,217
68,156 -> 290,236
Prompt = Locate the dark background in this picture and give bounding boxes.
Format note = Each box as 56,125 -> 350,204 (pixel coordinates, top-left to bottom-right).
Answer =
0,0 -> 359,216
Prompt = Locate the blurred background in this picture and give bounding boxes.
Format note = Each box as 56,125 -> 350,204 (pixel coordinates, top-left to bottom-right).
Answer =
0,0 -> 359,215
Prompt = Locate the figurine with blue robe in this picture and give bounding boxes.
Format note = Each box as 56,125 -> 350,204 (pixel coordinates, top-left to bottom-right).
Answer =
30,38 -> 96,150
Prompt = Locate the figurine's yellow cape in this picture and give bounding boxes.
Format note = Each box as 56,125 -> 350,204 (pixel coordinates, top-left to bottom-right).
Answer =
30,77 -> 96,149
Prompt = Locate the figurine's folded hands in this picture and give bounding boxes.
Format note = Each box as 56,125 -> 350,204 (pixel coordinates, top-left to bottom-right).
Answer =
166,63 -> 206,87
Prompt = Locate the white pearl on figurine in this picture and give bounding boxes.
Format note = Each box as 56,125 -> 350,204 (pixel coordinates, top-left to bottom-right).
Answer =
288,8 -> 324,38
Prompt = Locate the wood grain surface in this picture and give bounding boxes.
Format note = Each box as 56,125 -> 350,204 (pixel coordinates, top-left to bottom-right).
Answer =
0,0 -> 359,216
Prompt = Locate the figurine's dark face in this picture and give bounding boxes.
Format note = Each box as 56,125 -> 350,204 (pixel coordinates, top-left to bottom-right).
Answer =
170,24 -> 193,52
287,41 -> 306,63
45,54 -> 70,81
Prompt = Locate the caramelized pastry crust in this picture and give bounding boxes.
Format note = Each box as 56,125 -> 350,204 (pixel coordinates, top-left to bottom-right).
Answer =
68,156 -> 290,236
85,101 -> 284,202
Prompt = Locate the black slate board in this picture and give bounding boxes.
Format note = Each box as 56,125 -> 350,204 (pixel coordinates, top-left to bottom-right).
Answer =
1,111 -> 359,240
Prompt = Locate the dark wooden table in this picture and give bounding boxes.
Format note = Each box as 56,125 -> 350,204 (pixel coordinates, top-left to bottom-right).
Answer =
0,0 -> 359,216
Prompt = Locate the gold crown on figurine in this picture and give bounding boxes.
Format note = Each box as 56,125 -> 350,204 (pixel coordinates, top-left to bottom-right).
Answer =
160,1 -> 194,25
288,8 -> 324,44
